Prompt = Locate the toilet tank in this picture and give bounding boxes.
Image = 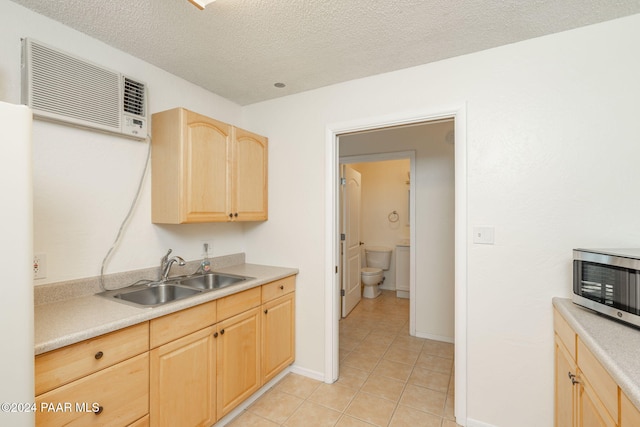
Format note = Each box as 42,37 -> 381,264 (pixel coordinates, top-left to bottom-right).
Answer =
365,246 -> 392,270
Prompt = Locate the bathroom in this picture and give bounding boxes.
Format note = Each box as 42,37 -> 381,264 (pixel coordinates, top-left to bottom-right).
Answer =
345,159 -> 411,303
338,120 -> 455,343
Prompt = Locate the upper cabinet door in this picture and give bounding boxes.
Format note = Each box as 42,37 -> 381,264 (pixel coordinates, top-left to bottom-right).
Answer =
151,108 -> 268,224
232,127 -> 268,221
183,111 -> 232,223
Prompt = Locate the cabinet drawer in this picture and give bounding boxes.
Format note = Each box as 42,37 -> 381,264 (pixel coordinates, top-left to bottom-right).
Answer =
217,287 -> 261,321
621,392 -> 640,426
578,338 -> 618,421
262,276 -> 296,303
553,308 -> 576,361
35,322 -> 149,395
150,300 -> 216,348
36,353 -> 149,427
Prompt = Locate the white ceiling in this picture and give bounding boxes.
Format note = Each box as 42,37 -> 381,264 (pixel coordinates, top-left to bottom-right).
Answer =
9,0 -> 640,105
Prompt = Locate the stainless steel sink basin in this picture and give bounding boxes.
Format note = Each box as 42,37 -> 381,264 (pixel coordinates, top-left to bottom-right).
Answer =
172,272 -> 251,291
97,272 -> 253,308
113,283 -> 202,307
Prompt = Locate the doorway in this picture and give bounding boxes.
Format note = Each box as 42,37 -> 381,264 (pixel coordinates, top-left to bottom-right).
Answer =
339,153 -> 415,325
324,106 -> 467,424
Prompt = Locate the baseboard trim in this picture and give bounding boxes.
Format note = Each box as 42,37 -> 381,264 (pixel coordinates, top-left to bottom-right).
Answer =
414,330 -> 454,344
214,364 -> 328,425
214,367 -> 292,426
289,363 -> 326,382
466,418 -> 498,427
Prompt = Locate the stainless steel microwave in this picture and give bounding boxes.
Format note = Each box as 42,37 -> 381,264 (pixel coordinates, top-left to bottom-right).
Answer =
573,248 -> 640,328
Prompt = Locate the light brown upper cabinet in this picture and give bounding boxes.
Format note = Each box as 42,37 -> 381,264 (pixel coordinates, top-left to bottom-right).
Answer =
151,108 -> 268,223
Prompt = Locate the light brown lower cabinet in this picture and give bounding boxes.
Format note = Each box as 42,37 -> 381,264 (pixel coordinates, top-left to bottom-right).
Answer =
555,334 -> 577,427
129,415 -> 149,427
35,353 -> 149,427
35,276 -> 296,427
554,308 -> 640,427
621,392 -> 640,426
262,291 -> 295,383
35,323 -> 150,427
579,376 -> 615,427
216,307 -> 262,419
150,326 -> 217,427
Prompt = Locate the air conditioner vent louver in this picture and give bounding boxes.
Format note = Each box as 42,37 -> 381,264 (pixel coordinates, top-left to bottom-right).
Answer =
22,38 -> 147,140
123,78 -> 145,117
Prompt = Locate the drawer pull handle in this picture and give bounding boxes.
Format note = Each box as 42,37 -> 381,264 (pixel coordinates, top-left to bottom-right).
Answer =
280,285 -> 284,290
94,406 -> 103,415
95,351 -> 104,360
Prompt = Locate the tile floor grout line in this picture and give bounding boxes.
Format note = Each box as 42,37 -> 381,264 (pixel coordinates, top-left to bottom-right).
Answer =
230,291 -> 460,426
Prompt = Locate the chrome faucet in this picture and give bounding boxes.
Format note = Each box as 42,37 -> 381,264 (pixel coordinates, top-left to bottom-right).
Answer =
160,249 -> 186,281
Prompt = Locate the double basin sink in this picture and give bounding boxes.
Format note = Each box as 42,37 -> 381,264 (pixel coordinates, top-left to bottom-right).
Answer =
98,272 -> 253,308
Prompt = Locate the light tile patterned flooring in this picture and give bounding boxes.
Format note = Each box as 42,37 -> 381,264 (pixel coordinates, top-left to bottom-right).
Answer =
229,290 -> 460,427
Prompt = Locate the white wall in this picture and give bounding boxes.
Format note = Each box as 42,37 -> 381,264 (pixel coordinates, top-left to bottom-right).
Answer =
0,0 -> 249,285
342,122 -> 456,341
242,14 -> 640,427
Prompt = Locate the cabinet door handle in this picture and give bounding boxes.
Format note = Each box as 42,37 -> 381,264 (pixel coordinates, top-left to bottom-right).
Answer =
568,372 -> 579,385
94,351 -> 104,360
220,329 -> 225,335
229,213 -> 233,219
264,309 -> 268,314
234,212 -> 238,217
94,406 -> 103,415
213,332 -> 218,338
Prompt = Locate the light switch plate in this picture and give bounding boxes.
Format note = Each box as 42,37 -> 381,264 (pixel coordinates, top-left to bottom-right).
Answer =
473,227 -> 495,245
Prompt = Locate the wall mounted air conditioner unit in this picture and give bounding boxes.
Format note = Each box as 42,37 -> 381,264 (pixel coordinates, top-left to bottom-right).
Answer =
21,38 -> 147,140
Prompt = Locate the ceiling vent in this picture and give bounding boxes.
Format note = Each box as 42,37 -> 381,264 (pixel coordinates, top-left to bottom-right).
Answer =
21,38 -> 147,140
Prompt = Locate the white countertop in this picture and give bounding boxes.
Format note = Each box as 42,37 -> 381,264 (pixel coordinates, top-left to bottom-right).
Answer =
35,263 -> 298,355
553,297 -> 640,409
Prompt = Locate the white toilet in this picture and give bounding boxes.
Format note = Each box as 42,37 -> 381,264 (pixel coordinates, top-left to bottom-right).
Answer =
361,246 -> 392,298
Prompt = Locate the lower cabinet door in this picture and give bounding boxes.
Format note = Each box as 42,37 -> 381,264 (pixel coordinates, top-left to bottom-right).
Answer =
217,307 -> 261,419
621,392 -> 640,427
555,336 -> 577,427
150,326 -> 216,427
578,378 -> 616,427
262,292 -> 295,383
36,353 -> 148,427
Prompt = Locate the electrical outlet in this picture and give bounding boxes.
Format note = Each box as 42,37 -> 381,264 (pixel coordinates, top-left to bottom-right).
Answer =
33,253 -> 47,279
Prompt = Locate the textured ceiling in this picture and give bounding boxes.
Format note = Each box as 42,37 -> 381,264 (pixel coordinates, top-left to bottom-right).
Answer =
9,0 -> 640,105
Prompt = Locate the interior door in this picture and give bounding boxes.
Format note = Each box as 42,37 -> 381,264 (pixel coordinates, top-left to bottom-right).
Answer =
341,165 -> 362,317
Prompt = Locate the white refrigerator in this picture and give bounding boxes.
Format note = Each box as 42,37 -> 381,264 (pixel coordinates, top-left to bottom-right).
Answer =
0,101 -> 34,426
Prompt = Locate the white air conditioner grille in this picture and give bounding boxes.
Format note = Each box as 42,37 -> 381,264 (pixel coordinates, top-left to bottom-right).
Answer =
29,42 -> 121,128
123,77 -> 145,117
22,38 -> 148,140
